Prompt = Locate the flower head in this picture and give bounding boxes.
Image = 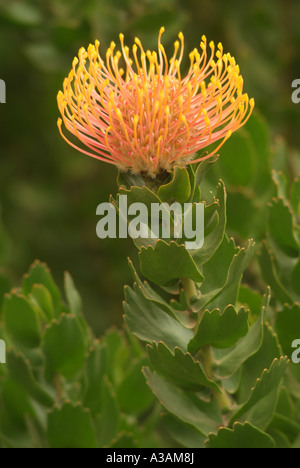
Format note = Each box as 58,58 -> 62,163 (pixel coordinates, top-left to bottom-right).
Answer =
57,28 -> 254,177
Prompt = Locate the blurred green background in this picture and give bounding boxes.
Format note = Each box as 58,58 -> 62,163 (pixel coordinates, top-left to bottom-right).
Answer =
0,0 -> 300,335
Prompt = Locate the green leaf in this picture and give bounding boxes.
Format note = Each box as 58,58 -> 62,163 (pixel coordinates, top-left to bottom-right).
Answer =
269,413 -> 300,445
192,239 -> 255,313
0,378 -> 37,447
4,293 -> 41,349
272,170 -> 289,200
230,357 -> 288,430
6,350 -> 54,407
116,358 -> 154,414
147,342 -> 220,392
162,414 -> 206,448
64,272 -> 82,316
258,241 -> 293,304
226,190 -> 260,239
98,377 -> 120,447
275,303 -> 300,355
215,129 -> 256,187
192,180 -> 226,265
1,3 -> 42,26
113,186 -> 172,249
291,260 -> 300,296
101,329 -> 130,385
127,258 -> 193,327
238,324 -> 282,403
205,422 -> 275,448
157,166 -> 191,203
47,402 -> 98,448
0,273 -> 11,310
117,184 -> 162,210
291,177 -> 300,217
22,261 -> 62,316
214,288 -> 269,379
267,198 -> 299,258
268,428 -> 291,448
143,367 -> 222,436
188,305 -> 249,352
29,284 -> 55,322
238,285 -> 262,317
0,212 -> 11,265
139,240 -> 203,286
200,235 -> 239,295
192,156 -> 219,194
117,171 -> 146,189
42,314 -> 87,379
110,432 -> 138,448
123,283 -> 193,351
83,341 -> 107,415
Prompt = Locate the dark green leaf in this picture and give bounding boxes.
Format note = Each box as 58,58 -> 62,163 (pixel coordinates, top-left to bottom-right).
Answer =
139,240 -> 203,286
192,239 -> 255,313
267,198 -> 299,258
162,414 -> 206,448
188,305 -> 249,352
147,342 -> 220,392
157,166 -> 191,203
192,180 -> 226,265
64,272 -> 82,316
29,284 -> 55,322
22,261 -> 62,316
238,324 -> 282,403
4,293 -> 41,349
214,288 -> 269,378
116,358 -> 154,414
124,283 -> 193,351
275,303 -> 300,355
143,367 -> 221,436
6,350 -> 54,407
291,177 -> 300,217
47,402 -> 98,448
215,129 -> 256,187
200,235 -> 239,295
258,241 -> 292,304
205,422 -> 275,448
42,314 -> 87,379
230,357 -> 288,430
83,341 -> 107,415
98,377 -> 120,447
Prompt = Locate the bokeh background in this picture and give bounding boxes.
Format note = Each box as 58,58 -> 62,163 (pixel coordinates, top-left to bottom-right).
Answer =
0,0 -> 300,335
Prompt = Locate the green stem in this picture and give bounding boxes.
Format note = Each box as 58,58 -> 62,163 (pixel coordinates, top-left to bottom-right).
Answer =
181,276 -> 198,306
182,277 -> 231,414
54,373 -> 64,402
201,345 -> 232,414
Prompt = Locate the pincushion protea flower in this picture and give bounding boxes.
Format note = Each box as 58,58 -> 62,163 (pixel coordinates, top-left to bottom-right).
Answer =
57,28 -> 254,177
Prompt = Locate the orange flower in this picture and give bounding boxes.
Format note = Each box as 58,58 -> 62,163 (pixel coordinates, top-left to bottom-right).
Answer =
57,28 -> 254,177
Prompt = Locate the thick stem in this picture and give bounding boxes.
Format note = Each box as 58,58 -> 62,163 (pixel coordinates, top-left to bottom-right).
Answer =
182,277 -> 232,414
201,345 -> 232,414
181,276 -> 198,306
